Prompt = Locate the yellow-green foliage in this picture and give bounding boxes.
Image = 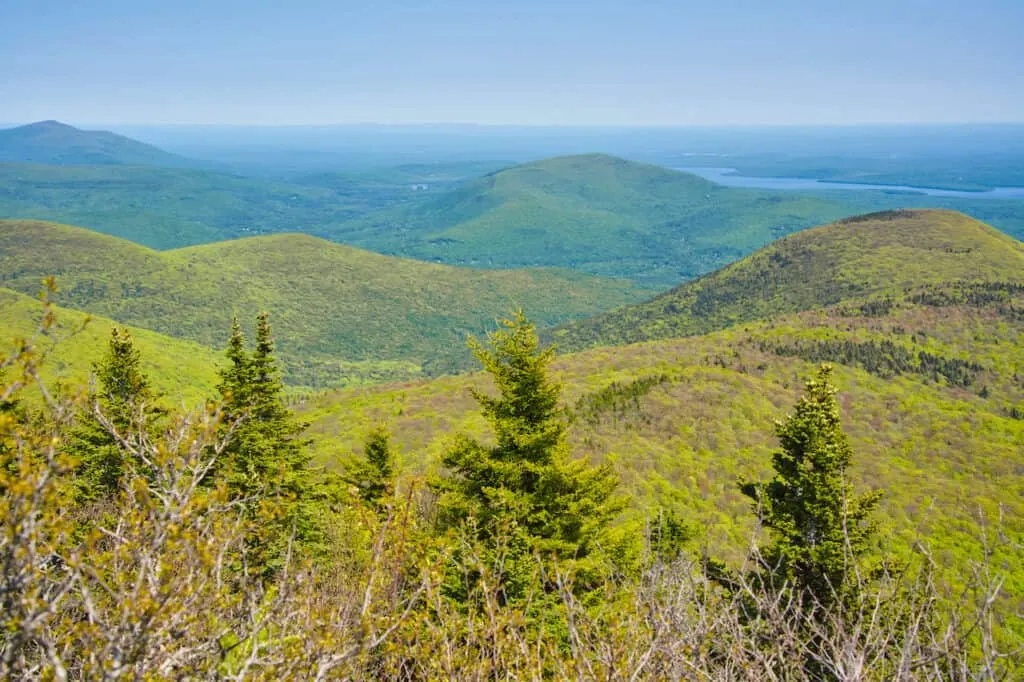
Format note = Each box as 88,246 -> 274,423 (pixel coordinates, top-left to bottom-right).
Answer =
302,293 -> 1024,601
0,219 -> 652,387
556,209 -> 1024,350
0,287 -> 219,403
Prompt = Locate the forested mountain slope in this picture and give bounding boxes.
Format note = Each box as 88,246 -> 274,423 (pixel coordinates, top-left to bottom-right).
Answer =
329,154 -> 876,284
299,257 -> 1024,599
554,209 -> 1024,350
0,219 -> 651,387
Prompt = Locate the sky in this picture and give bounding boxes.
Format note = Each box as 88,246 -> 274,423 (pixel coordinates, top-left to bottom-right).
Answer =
2,0 -> 1022,126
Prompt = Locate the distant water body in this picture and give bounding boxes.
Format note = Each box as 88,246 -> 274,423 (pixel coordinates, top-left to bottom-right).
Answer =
677,167 -> 1024,200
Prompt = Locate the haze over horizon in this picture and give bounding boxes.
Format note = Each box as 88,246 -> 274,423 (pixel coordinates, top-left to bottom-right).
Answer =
3,0 -> 1022,126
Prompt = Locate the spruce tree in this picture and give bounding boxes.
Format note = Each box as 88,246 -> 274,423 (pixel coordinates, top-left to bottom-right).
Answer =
69,328 -> 160,501
217,317 -> 252,418
741,364 -> 883,609
433,310 -> 623,602
215,313 -> 312,575
346,425 -> 396,512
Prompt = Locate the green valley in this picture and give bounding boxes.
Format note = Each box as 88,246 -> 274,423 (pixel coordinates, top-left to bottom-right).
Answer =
0,162 -> 376,250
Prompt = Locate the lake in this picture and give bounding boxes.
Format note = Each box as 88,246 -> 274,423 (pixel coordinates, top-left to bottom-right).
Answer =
677,167 -> 1024,200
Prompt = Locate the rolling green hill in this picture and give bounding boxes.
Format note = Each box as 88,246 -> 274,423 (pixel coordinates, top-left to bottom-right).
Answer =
329,154 -> 859,283
0,220 -> 652,388
0,121 -> 201,167
296,210 -> 1024,598
0,287 -> 219,403
554,209 -> 1024,350
323,155 -> 1024,286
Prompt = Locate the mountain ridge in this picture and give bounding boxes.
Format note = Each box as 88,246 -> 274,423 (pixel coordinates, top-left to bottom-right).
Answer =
0,219 -> 653,388
0,120 -> 205,168
553,209 -> 1024,351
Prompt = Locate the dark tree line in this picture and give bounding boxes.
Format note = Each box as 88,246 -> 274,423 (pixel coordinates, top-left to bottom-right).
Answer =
762,337 -> 983,387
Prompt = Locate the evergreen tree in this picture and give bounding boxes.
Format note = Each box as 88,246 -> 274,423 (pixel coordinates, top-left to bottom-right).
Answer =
215,313 -> 312,575
68,328 -> 160,501
741,364 -> 883,609
346,425 -> 396,512
433,310 -> 623,602
217,317 -> 252,418
648,504 -> 690,563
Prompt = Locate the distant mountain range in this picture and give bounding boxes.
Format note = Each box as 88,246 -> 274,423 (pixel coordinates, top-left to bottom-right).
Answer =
0,120 -> 209,168
1,126 -> 1022,286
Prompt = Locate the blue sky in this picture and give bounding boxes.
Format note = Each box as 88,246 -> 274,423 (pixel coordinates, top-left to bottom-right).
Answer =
2,0 -> 1022,125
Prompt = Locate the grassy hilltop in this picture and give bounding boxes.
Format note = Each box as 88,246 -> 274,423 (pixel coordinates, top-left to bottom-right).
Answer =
0,219 -> 652,388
